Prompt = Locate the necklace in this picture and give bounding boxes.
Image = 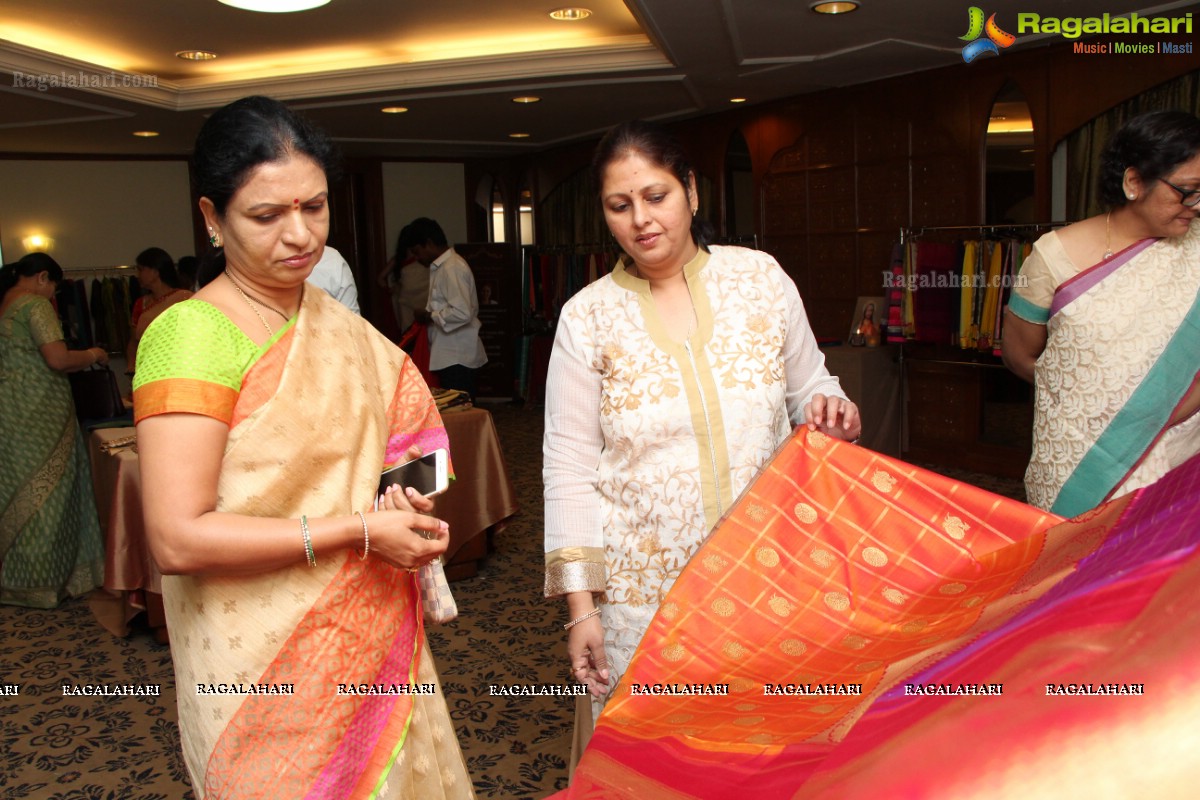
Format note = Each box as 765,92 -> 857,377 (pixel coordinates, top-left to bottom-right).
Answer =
1103,211 -> 1114,260
224,271 -> 289,336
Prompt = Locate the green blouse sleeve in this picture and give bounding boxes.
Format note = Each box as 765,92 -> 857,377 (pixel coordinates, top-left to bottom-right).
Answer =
133,300 -> 256,393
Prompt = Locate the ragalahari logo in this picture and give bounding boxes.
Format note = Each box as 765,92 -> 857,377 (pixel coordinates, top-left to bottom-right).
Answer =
960,7 -> 1017,62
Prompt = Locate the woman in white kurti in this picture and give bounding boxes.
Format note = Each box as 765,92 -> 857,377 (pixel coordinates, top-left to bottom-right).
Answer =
543,120 -> 861,759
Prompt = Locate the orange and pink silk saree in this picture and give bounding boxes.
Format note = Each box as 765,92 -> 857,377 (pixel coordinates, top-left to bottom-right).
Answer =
558,429 -> 1200,798
135,288 -> 472,799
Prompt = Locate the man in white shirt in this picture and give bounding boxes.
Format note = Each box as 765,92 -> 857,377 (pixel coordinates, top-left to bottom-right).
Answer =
306,244 -> 360,315
399,218 -> 487,398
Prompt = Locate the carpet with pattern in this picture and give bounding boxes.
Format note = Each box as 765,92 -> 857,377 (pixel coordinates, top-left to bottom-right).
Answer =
0,404 -> 1023,799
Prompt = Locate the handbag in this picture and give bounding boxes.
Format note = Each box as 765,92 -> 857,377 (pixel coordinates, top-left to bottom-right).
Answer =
417,557 -> 458,624
68,364 -> 124,420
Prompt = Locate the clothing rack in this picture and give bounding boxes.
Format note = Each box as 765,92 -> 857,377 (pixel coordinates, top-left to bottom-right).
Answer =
899,221 -> 1067,244
63,266 -> 136,276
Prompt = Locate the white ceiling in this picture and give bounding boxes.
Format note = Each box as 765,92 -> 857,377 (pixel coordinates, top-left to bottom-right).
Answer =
0,0 -> 1193,158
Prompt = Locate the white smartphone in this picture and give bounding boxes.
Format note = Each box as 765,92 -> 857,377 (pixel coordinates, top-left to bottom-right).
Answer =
378,448 -> 449,498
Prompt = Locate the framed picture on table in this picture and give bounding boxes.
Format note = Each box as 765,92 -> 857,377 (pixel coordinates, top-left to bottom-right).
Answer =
848,296 -> 884,346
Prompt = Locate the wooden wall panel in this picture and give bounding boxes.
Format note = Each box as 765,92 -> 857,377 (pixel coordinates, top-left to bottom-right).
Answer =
762,233 -> 807,295
807,167 -> 857,233
857,160 -> 908,231
857,232 -> 898,295
762,172 -> 807,224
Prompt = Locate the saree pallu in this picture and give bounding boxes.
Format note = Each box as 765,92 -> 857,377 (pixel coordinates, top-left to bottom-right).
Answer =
153,290 -> 471,799
558,430 -> 1200,798
1027,228 -> 1200,517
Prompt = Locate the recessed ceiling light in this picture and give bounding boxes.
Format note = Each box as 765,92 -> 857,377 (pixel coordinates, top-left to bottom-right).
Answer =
509,132 -> 531,139
218,0 -> 330,12
730,97 -> 747,104
381,106 -> 409,114
549,8 -> 591,21
811,1 -> 859,14
176,50 -> 218,61
511,96 -> 541,104
132,131 -> 159,137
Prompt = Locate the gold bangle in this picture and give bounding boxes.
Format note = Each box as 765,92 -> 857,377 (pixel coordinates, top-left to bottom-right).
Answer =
301,515 -> 316,567
563,608 -> 601,630
354,510 -> 369,561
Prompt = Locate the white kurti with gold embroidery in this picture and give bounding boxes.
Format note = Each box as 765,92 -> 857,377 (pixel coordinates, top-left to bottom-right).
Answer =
543,245 -> 845,709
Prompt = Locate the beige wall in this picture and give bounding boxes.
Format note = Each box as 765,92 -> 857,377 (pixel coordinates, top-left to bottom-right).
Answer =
0,160 -> 194,269
381,161 -> 466,257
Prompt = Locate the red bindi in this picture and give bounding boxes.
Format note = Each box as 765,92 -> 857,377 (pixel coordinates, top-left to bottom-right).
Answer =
293,198 -> 300,207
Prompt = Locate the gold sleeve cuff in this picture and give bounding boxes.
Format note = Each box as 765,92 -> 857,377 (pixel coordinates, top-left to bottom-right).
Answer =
544,547 -> 606,597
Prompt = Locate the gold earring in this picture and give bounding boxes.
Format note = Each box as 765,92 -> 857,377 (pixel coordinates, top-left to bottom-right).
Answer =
208,227 -> 222,248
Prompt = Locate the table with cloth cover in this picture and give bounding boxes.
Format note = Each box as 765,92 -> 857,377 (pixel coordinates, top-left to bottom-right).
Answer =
86,406 -> 517,637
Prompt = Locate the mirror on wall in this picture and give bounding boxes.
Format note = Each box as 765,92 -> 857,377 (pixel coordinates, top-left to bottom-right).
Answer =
724,129 -> 755,241
490,184 -> 507,243
517,183 -> 534,245
985,82 -> 1035,224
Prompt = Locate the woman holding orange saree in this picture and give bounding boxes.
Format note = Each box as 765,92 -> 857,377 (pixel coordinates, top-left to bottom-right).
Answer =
1003,111 -> 1200,516
133,96 -> 473,799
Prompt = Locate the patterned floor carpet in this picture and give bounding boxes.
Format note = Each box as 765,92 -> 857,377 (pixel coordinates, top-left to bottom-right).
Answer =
0,403 -> 1024,799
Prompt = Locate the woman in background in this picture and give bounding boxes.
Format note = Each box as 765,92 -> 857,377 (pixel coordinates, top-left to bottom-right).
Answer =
0,252 -> 106,607
1003,110 -> 1200,516
125,246 -> 192,375
543,120 -> 860,760
134,96 -> 472,798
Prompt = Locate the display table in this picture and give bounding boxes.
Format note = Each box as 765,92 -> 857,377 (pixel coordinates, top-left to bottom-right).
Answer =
438,406 -> 520,578
87,427 -> 165,639
820,343 -> 902,456
86,406 -> 518,637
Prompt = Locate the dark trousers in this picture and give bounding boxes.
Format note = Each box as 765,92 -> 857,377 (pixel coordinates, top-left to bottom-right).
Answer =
434,364 -> 477,400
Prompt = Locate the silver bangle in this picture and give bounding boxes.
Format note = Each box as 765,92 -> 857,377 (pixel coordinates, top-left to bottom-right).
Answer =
563,608 -> 601,630
301,515 -> 316,567
354,510 -> 369,561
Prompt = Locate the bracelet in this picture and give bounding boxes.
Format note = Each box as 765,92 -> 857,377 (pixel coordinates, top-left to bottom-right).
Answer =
301,515 -> 316,567
354,510 -> 370,561
563,608 -> 601,630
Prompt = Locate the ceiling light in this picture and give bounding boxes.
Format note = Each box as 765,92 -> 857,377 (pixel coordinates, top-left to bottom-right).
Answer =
511,96 -> 541,104
811,1 -> 859,14
380,106 -> 408,114
730,97 -> 747,103
218,0 -> 331,12
549,8 -> 592,21
132,131 -> 160,137
176,50 -> 218,61
509,132 -> 531,139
